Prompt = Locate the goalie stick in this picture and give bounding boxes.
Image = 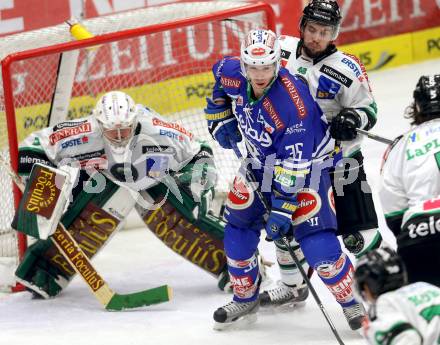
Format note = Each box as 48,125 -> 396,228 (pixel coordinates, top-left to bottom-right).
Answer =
231,143 -> 346,345
0,153 -> 172,311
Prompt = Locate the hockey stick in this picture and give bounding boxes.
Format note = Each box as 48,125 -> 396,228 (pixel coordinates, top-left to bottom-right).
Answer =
0,153 -> 172,311
230,144 -> 345,345
356,128 -> 393,145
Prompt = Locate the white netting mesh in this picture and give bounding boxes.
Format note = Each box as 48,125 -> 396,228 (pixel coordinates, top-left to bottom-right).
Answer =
0,1 -> 271,290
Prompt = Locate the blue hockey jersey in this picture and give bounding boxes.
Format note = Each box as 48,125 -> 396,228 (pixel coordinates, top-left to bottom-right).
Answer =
211,56 -> 336,199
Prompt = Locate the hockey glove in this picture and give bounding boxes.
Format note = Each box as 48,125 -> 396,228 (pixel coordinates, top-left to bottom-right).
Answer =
265,195 -> 297,241
330,108 -> 362,141
205,98 -> 242,149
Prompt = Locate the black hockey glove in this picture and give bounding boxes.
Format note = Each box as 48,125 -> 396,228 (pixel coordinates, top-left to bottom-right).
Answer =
330,108 -> 362,141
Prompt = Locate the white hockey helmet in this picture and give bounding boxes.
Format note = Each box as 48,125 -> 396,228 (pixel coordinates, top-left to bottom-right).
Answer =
240,29 -> 281,78
94,91 -> 138,148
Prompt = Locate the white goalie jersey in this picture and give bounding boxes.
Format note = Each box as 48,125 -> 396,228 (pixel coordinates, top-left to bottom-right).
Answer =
363,282 -> 440,345
278,35 -> 377,156
18,105 -> 202,192
379,118 -> 440,227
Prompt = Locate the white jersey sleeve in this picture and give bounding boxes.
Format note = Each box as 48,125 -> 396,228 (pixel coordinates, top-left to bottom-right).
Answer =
279,35 -> 377,156
379,119 -> 440,226
363,282 -> 440,345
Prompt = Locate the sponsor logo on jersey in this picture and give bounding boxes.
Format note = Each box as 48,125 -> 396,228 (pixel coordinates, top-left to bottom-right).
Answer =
52,119 -> 88,131
49,122 -> 92,145
280,76 -> 307,118
341,57 -> 364,82
262,97 -> 285,130
152,118 -> 194,139
72,150 -> 106,169
60,136 -> 88,149
316,75 -> 341,99
226,174 -> 254,210
159,129 -> 184,141
343,53 -> 371,90
220,76 -> 241,89
319,65 -> 353,88
291,188 -> 322,225
142,145 -> 176,155
285,121 -> 306,135
146,156 -> 169,178
407,215 -> 440,239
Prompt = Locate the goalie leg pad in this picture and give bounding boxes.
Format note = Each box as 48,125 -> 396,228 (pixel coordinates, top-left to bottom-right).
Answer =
137,183 -> 227,279
15,174 -> 136,298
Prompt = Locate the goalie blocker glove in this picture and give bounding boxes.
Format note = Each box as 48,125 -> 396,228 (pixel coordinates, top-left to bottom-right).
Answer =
329,108 -> 362,141
204,98 -> 242,149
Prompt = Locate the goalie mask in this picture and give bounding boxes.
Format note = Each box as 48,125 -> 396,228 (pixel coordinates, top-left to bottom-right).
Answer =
94,91 -> 138,153
300,0 -> 342,41
240,29 -> 281,79
354,248 -> 407,301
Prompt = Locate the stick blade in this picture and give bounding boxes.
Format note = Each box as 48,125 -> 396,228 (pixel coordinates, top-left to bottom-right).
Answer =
105,285 -> 172,311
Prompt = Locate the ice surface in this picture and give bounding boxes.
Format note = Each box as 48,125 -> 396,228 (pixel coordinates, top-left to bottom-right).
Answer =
1,59 -> 439,345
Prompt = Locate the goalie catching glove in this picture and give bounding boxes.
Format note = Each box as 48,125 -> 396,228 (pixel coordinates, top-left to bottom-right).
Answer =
205,98 -> 242,149
265,194 -> 297,240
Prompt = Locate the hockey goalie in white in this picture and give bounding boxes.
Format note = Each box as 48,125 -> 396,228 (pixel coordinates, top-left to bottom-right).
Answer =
12,91 -> 234,299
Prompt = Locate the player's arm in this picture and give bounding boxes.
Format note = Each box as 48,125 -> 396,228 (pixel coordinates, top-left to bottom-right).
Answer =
205,57 -> 242,149
18,130 -> 56,178
330,55 -> 378,141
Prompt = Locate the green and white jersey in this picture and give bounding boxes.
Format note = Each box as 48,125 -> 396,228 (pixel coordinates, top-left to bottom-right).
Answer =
364,282 -> 440,345
18,105 -> 203,192
279,35 -> 377,157
379,119 -> 440,228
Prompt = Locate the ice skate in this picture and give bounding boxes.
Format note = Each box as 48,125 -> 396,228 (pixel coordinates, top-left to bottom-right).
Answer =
213,299 -> 259,330
342,302 -> 367,330
259,281 -> 309,308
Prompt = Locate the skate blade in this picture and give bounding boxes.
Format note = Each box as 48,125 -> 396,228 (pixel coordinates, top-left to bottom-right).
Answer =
259,300 -> 307,313
213,313 -> 257,331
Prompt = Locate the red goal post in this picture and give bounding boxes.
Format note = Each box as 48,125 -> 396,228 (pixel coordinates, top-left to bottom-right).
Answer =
0,1 -> 275,291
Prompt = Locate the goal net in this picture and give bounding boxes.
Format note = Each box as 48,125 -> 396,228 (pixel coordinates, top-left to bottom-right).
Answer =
0,1 -> 275,291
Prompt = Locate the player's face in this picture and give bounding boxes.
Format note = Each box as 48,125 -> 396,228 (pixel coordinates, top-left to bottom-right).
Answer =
302,21 -> 334,58
102,124 -> 133,145
245,64 -> 276,97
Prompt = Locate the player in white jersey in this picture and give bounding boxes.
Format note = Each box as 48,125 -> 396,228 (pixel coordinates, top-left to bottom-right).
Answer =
12,91 -> 233,299
278,0 -> 382,260
355,248 -> 440,345
379,75 -> 440,287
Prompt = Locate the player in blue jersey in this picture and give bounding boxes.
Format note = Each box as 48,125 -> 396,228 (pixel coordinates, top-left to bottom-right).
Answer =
205,29 -> 366,330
